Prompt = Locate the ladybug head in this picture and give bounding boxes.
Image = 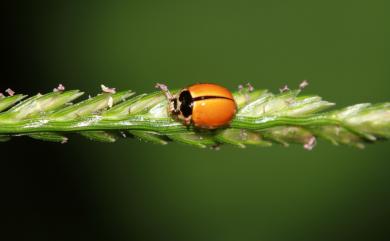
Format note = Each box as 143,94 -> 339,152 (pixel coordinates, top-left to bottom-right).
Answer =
172,89 -> 193,119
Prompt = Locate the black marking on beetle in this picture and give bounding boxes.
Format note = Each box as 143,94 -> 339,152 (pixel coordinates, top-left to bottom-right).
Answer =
192,96 -> 233,102
179,90 -> 193,118
177,92 -> 234,118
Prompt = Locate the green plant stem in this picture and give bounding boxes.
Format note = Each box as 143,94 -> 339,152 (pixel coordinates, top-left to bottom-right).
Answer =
0,115 -> 339,134
0,86 -> 388,148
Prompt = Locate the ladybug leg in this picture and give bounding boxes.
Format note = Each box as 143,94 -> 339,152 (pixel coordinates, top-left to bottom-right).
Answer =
183,116 -> 191,126
177,114 -> 192,127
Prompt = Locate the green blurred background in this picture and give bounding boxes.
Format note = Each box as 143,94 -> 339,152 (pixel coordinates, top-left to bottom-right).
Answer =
2,0 -> 389,240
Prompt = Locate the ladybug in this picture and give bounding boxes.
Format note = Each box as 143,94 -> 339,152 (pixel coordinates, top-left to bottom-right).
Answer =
155,83 -> 237,129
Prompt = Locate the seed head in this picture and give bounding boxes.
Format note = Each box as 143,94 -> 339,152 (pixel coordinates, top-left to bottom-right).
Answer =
108,96 -> 114,108
101,84 -> 116,94
246,83 -> 254,92
299,80 -> 309,90
279,85 -> 289,93
303,136 -> 316,150
5,88 -> 15,96
53,84 -> 65,92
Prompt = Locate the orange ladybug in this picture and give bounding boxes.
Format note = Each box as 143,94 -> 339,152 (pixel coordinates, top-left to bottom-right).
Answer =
155,83 -> 237,129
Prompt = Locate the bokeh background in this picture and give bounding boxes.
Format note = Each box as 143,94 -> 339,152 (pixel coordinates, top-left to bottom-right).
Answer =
2,0 -> 389,240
